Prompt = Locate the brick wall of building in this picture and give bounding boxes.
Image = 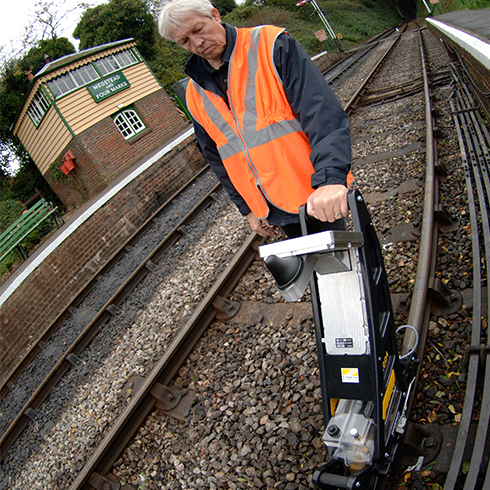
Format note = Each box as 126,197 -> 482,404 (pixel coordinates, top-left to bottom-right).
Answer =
0,135 -> 206,386
48,88 -> 190,209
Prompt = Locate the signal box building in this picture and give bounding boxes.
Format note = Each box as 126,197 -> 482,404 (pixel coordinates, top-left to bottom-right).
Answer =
12,39 -> 190,208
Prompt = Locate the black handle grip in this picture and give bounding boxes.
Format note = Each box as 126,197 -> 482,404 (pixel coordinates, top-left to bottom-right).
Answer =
298,204 -> 316,236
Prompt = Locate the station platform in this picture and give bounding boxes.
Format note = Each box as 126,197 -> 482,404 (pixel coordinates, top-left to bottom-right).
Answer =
426,9 -> 490,117
432,9 -> 490,43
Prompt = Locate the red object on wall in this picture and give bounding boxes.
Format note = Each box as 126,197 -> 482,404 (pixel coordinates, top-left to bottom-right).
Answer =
60,150 -> 76,175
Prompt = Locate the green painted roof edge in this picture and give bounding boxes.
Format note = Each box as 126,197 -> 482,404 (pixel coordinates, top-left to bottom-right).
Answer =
35,38 -> 135,77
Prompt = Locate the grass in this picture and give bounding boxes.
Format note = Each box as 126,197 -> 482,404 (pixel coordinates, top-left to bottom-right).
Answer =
224,1 -> 401,54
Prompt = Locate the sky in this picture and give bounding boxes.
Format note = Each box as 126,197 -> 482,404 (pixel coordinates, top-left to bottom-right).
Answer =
0,0 -> 109,57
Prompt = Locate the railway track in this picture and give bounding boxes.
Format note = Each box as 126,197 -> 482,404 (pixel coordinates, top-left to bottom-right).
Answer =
1,23 -> 488,490
0,169 -> 224,457
323,26 -> 403,86
443,57 -> 490,490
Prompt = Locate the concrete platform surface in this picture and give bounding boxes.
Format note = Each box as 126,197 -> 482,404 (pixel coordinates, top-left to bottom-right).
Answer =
434,9 -> 490,42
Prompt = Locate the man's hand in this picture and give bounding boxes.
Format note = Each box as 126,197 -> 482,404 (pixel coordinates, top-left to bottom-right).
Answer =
306,184 -> 349,222
246,213 -> 276,237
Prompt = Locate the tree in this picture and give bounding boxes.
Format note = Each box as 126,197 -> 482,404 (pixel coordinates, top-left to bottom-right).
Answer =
150,38 -> 189,94
213,0 -> 238,16
0,37 -> 74,201
29,0 -> 76,42
1,158 -> 59,203
73,0 -> 158,61
0,37 -> 76,150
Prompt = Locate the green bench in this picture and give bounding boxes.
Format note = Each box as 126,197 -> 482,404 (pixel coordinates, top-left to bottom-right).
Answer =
0,198 -> 64,264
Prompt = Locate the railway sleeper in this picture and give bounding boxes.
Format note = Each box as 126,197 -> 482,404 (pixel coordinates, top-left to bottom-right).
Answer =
463,344 -> 490,369
399,277 -> 462,317
212,295 -> 241,320
123,375 -> 197,424
88,471 -> 135,490
359,83 -> 424,106
23,408 -> 56,440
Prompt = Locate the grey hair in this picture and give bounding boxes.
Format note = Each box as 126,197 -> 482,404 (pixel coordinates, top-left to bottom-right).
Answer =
158,0 -> 216,40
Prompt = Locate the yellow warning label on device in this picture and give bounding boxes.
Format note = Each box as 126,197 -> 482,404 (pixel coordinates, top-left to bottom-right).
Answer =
341,368 -> 359,383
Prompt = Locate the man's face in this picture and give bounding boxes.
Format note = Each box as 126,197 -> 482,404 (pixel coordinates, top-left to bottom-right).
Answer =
171,9 -> 226,68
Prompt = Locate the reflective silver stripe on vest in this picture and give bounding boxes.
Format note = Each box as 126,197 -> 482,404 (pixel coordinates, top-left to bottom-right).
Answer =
190,82 -> 244,160
192,26 -> 303,162
241,28 -> 303,148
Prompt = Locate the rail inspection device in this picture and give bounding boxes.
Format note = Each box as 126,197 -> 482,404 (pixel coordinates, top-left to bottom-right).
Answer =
259,190 -> 418,489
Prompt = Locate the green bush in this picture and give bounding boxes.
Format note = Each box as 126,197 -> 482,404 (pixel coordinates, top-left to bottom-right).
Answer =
0,200 -> 26,233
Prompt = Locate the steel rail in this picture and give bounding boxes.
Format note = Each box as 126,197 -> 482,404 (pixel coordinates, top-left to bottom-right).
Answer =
324,25 -> 407,85
399,29 -> 438,364
69,232 -> 265,490
323,46 -> 376,84
445,66 -> 490,490
344,26 -> 403,54
339,26 -> 440,468
0,166 -> 213,401
0,181 -> 222,462
343,33 -> 401,116
459,81 -> 490,490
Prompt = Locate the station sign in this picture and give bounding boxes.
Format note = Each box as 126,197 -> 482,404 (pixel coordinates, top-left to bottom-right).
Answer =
87,72 -> 130,103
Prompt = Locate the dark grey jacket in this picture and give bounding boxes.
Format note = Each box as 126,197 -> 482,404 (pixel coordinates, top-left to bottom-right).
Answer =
185,23 -> 351,226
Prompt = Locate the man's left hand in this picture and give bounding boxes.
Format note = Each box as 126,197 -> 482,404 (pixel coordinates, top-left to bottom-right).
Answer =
306,184 -> 348,222
246,212 -> 277,237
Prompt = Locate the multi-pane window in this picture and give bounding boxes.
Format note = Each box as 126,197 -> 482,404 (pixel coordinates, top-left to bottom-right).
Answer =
27,91 -> 50,126
113,108 -> 145,139
94,49 -> 138,76
71,64 -> 99,86
47,64 -> 99,98
46,49 -> 137,99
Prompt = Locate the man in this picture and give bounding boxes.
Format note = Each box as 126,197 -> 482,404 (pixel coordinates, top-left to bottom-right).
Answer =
158,0 -> 352,238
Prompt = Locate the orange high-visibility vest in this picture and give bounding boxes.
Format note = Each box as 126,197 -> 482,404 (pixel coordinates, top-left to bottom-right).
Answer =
187,25 -> 352,219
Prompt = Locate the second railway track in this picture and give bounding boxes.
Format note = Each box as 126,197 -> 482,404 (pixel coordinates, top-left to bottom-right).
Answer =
1,23 -> 488,490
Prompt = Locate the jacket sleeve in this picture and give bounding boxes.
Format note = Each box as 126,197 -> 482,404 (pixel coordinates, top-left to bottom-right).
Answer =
273,33 -> 351,188
193,119 -> 252,216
